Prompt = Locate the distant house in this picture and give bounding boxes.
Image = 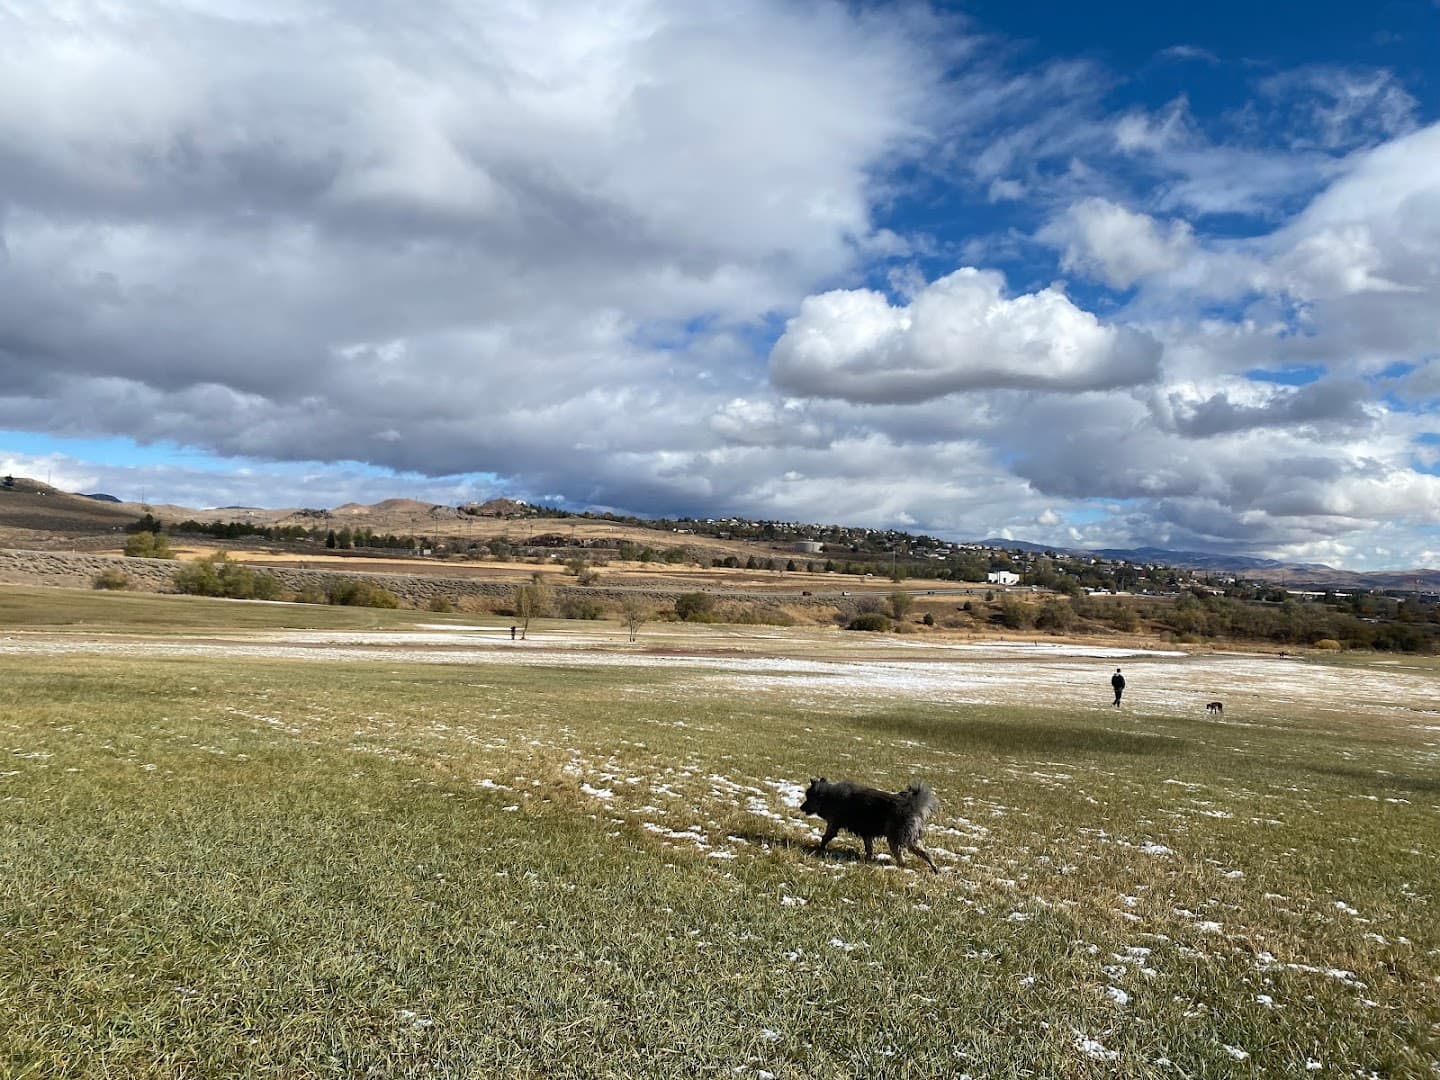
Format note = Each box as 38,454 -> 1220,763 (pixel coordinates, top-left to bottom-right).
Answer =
987,571 -> 1020,586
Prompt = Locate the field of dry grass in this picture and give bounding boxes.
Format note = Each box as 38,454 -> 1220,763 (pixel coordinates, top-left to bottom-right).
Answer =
1,586 -> 1437,1076
1,389 -> 1430,1074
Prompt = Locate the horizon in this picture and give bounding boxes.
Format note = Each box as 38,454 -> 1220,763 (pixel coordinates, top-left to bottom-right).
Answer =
24,475 -> 1434,574
2,1 -> 1439,572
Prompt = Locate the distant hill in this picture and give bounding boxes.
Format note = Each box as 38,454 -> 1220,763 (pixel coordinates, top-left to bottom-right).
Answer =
0,475 -> 1432,590
0,479 -> 139,533
976,537 -> 1335,573
466,497 -> 532,517
972,538 -> 1059,554
1086,546 -> 1336,573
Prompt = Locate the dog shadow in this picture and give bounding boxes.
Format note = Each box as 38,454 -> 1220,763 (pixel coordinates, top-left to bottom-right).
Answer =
728,827 -> 922,868
725,827 -> 809,853
808,845 -> 870,865
725,827 -> 868,862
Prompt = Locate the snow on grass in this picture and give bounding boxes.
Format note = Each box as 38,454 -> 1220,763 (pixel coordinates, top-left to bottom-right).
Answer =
1074,1034 -> 1119,1061
9,629 -> 1440,723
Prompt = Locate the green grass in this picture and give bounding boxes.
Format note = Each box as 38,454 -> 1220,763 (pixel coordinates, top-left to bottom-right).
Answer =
1,593 -> 1437,1077
0,583 -> 493,634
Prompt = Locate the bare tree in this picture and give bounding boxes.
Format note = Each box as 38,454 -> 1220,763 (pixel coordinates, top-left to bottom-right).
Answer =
513,573 -> 553,639
620,596 -> 649,643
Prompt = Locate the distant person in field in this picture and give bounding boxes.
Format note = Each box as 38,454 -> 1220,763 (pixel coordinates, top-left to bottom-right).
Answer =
510,625 -> 517,641
1111,667 -> 1125,708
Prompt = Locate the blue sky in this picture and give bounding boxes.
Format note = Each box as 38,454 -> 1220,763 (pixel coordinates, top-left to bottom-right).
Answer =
1,1 -> 1438,569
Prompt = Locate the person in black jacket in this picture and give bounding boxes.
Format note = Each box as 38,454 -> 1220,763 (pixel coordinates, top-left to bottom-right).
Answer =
1111,667 -> 1125,708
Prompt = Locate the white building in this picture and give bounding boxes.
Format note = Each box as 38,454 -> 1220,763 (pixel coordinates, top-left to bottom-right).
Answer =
987,571 -> 1020,586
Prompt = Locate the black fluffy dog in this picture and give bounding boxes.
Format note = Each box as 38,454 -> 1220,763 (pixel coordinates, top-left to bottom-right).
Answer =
799,778 -> 939,872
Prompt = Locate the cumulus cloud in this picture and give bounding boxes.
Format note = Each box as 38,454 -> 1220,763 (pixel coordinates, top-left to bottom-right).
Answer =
1049,121 -> 1440,363
769,268 -> 1162,403
2,3 -> 1438,570
0,0 -> 947,491
1042,198 -> 1196,289
1149,379 -> 1374,437
1257,122 -> 1440,316
707,398 -> 827,448
1004,394 -> 1440,533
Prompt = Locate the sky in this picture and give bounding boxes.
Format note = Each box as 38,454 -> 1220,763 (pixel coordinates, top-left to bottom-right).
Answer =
1,1 -> 1438,570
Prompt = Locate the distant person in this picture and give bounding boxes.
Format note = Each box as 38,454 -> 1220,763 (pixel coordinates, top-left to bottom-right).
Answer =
1111,667 -> 1125,708
510,625 -> 517,641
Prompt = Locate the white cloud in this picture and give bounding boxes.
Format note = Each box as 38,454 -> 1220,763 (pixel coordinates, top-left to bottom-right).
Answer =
1,4 -> 1438,571
1257,66 -> 1418,151
987,178 -> 1026,202
1156,45 -> 1220,66
707,398 -> 826,447
1042,198 -> 1196,289
769,268 -> 1162,403
0,0 -> 945,475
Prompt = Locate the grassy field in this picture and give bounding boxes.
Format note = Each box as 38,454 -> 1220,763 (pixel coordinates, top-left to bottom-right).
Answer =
1,589 -> 1437,1077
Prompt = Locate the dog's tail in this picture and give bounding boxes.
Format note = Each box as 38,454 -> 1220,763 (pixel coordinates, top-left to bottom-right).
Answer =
897,782 -> 938,823
893,783 -> 937,849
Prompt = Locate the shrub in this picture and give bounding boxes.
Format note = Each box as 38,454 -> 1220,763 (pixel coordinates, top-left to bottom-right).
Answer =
847,612 -> 891,632
674,592 -> 716,622
292,586 -> 328,605
996,599 -> 1033,630
1034,599 -> 1076,633
92,567 -> 131,590
922,612 -> 935,627
173,553 -> 281,600
727,604 -> 797,627
559,597 -> 604,620
1106,604 -> 1141,632
123,531 -> 174,559
249,573 -> 281,601
428,595 -> 456,613
1314,638 -> 1343,651
327,579 -> 401,608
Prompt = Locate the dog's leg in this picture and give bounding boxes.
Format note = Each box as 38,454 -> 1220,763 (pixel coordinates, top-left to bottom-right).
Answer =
909,843 -> 939,874
863,835 -> 876,861
818,823 -> 839,852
